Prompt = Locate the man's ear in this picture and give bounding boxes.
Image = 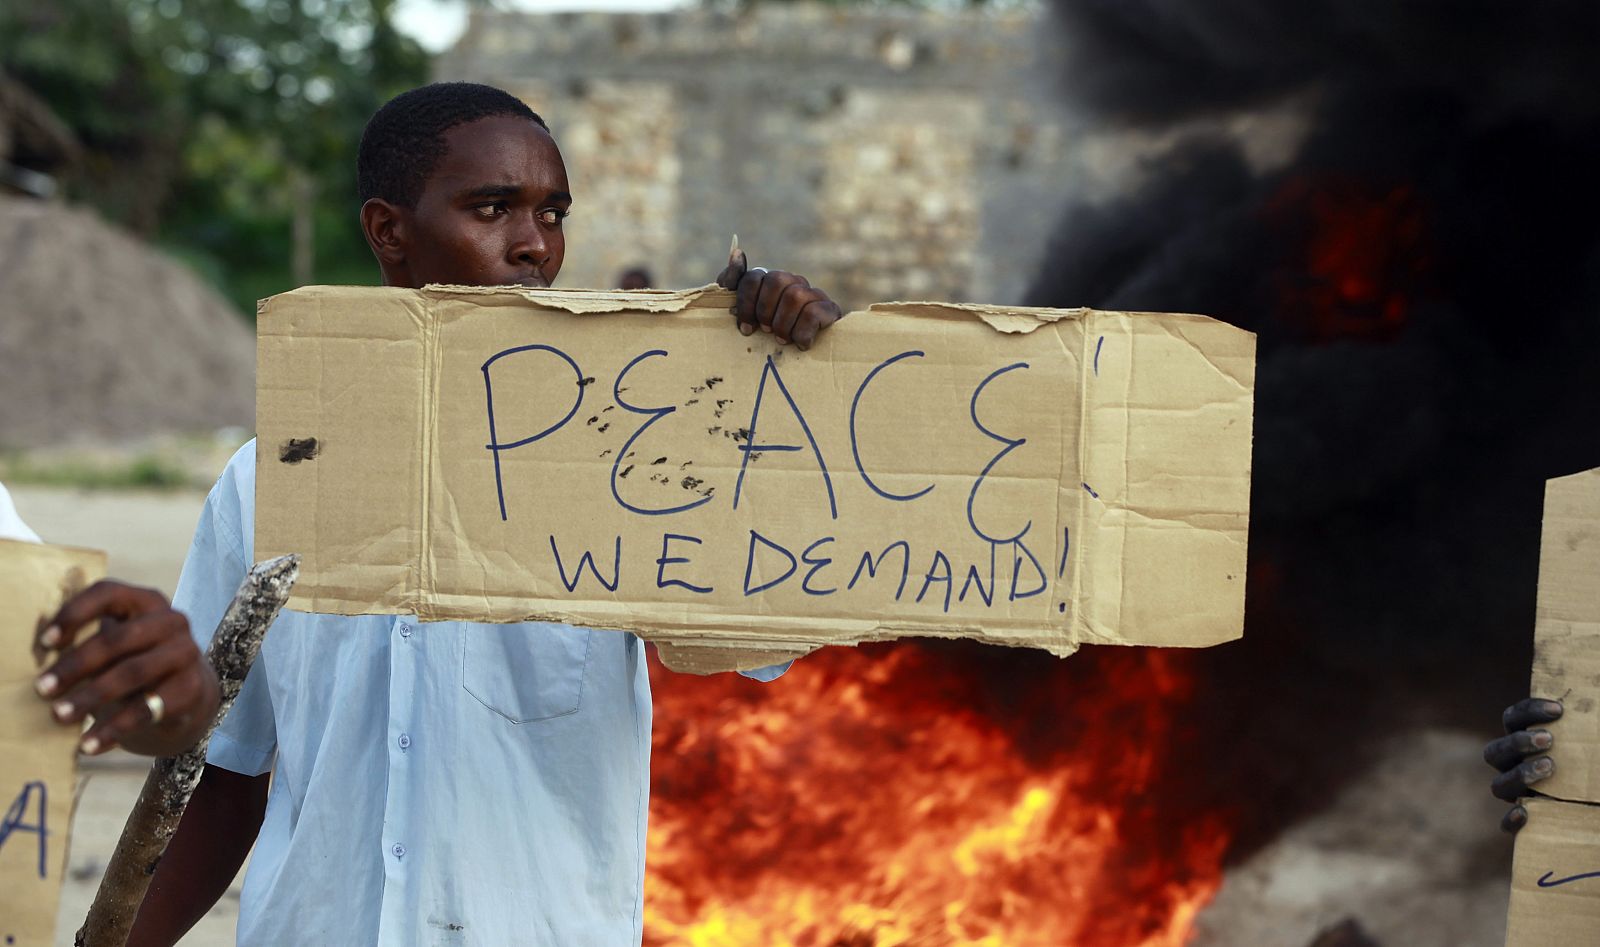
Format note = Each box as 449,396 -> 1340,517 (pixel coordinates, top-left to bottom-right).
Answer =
360,197 -> 410,272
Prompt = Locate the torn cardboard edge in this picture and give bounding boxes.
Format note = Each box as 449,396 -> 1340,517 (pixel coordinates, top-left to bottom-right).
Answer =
256,285 -> 1255,673
426,282 -> 722,314
430,283 -> 1183,337
1524,466 -> 1600,805
1506,467 -> 1600,947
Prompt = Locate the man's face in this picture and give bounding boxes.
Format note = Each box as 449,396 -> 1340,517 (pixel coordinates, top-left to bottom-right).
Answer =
399,115 -> 571,288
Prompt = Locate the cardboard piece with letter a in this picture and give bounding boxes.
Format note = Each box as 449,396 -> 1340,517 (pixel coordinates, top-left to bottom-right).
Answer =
1507,466 -> 1600,946
0,538 -> 105,946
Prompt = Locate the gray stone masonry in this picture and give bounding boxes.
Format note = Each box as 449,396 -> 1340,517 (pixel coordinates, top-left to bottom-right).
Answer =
436,4 -> 1080,311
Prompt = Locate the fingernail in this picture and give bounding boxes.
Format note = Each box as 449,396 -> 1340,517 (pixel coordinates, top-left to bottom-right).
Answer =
760,324 -> 772,333
739,323 -> 754,336
1541,699 -> 1565,716
41,624 -> 61,647
35,674 -> 58,697
52,700 -> 74,721
80,736 -> 100,755
1533,730 -> 1554,750
1533,757 -> 1554,777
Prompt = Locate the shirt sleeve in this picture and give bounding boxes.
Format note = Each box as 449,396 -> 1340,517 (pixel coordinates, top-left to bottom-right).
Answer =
736,660 -> 794,683
172,472 -> 278,776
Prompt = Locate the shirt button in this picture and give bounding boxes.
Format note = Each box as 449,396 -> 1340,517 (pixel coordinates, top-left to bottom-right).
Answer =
398,733 -> 411,750
392,843 -> 406,859
399,622 -> 413,638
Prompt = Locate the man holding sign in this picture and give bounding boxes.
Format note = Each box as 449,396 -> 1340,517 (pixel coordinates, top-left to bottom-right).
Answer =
126,83 -> 843,946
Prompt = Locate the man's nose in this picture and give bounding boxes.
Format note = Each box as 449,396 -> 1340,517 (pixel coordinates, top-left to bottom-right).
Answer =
507,215 -> 551,267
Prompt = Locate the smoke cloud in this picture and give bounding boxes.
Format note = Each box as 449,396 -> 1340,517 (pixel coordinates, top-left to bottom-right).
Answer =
1008,0 -> 1600,855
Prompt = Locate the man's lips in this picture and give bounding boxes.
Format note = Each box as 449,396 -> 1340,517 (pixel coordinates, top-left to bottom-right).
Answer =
516,275 -> 549,289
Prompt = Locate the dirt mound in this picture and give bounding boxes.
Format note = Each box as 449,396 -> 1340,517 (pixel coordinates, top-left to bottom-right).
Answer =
0,196 -> 255,447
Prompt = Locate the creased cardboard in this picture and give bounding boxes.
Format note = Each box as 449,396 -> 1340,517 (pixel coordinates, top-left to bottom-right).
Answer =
255,285 -> 1255,673
1506,467 -> 1600,947
0,538 -> 105,946
1526,466 -> 1600,804
1508,797 -> 1600,946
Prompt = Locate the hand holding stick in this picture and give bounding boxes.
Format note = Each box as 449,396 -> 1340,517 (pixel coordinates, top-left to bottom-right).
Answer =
75,555 -> 299,947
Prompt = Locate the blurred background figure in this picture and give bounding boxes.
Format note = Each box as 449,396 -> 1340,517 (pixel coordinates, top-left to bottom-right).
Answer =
616,264 -> 653,290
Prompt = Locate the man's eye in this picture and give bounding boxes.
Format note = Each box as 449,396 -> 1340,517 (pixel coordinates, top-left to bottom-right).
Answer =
538,208 -> 569,225
473,203 -> 508,218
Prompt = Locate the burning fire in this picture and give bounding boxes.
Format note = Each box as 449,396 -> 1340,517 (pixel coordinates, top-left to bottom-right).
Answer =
644,642 -> 1235,946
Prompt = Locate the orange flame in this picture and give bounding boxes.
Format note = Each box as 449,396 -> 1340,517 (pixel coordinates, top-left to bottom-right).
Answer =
645,643 -> 1235,946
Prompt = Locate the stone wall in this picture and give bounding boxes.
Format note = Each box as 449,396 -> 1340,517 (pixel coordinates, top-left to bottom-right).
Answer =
436,4 -> 1079,311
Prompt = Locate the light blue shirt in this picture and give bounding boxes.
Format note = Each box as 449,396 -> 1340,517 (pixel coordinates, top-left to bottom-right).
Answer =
173,440 -> 787,946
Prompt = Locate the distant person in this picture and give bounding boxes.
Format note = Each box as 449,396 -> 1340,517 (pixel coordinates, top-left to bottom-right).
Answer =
128,82 -> 844,946
617,265 -> 653,289
2,480 -> 219,758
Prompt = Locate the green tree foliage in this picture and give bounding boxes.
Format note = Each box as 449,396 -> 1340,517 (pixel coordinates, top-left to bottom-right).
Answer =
1,0 -> 429,315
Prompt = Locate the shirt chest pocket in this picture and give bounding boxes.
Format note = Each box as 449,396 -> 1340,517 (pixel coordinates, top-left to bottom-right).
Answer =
461,624 -> 594,724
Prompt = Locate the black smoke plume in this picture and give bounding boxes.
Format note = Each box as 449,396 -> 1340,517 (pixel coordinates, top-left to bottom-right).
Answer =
1008,0 -> 1600,857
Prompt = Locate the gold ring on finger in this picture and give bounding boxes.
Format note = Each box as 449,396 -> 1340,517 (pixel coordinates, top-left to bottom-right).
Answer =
144,692 -> 165,725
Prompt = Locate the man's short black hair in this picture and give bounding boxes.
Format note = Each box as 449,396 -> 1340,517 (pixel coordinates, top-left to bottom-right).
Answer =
358,82 -> 549,207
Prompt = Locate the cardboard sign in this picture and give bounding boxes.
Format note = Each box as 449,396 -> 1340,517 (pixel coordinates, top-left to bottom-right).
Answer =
255,285 -> 1255,672
1527,467 -> 1600,802
1509,797 -> 1600,944
0,538 -> 105,946
1507,467 -> 1600,946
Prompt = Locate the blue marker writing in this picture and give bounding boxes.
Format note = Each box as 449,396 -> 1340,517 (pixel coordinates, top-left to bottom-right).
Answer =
966,363 -> 1032,545
0,780 -> 49,879
958,544 -> 997,607
850,351 -> 933,502
847,541 -> 912,600
917,550 -> 953,613
743,530 -> 798,595
549,536 -> 621,593
1538,869 -> 1600,888
800,537 -> 838,596
734,356 -> 837,519
656,533 -> 713,594
482,344 -> 585,522
612,350 -> 713,516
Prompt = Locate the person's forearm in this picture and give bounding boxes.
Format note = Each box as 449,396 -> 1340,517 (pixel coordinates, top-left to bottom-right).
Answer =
126,764 -> 269,947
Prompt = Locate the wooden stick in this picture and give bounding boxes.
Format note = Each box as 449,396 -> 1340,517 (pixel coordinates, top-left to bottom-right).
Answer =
75,554 -> 299,947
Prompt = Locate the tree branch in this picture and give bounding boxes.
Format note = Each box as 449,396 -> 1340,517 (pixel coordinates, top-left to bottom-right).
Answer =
75,554 -> 299,947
